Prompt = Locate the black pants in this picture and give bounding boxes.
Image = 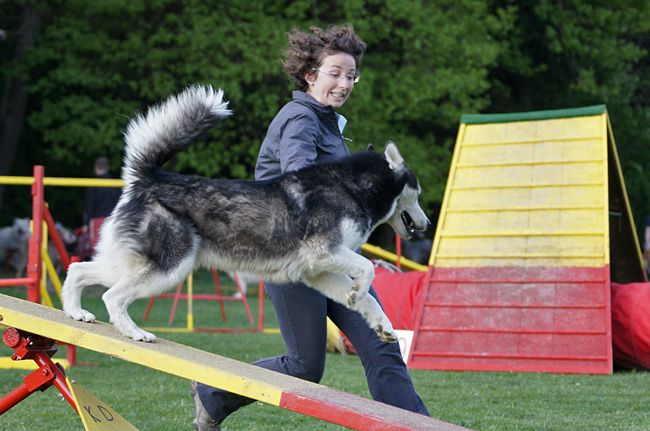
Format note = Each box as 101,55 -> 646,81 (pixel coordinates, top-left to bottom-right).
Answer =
197,281 -> 429,422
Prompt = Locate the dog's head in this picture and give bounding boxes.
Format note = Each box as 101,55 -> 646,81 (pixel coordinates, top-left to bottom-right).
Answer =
382,142 -> 430,239
11,218 -> 30,242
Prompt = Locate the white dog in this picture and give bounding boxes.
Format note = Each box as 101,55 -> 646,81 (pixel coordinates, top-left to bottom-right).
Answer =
0,218 -> 30,276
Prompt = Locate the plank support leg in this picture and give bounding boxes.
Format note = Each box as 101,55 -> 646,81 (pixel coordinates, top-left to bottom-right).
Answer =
0,327 -> 77,415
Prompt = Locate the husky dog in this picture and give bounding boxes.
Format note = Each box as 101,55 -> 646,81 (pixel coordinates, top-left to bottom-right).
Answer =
61,86 -> 430,342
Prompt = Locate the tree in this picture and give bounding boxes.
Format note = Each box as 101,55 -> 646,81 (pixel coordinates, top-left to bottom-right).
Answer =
0,2 -> 41,212
487,0 -> 650,236
2,0 -> 512,226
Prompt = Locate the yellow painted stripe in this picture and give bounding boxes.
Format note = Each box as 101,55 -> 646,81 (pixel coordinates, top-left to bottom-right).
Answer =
602,114 -> 611,266
0,295 -> 284,406
456,158 -> 603,168
461,135 -> 601,147
39,283 -> 54,307
187,273 -> 194,331
43,251 -> 63,299
446,205 -> 603,213
430,123 -> 467,267
438,230 -> 602,238
451,182 -> 603,190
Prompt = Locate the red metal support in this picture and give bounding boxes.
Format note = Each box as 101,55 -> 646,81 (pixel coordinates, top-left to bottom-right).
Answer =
43,204 -> 71,270
0,328 -> 77,415
168,282 -> 186,324
211,270 -> 228,321
26,165 -> 44,303
233,273 -> 254,325
257,279 -> 265,332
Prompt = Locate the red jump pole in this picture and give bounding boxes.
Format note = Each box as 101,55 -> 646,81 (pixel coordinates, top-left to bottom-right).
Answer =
43,204 -> 71,270
395,233 -> 402,270
234,273 -> 254,325
26,165 -> 44,303
257,278 -> 265,332
211,270 -> 227,321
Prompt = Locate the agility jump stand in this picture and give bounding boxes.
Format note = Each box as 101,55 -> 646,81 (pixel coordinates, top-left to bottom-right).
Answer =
0,166 -> 85,366
0,166 -> 46,302
0,165 -> 81,302
143,270 -> 264,333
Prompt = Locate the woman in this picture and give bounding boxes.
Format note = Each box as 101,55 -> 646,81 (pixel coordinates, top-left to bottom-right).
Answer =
193,24 -> 429,430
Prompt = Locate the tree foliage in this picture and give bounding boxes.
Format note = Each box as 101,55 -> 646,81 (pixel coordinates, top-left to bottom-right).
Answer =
1,0 -> 650,235
487,0 -> 650,235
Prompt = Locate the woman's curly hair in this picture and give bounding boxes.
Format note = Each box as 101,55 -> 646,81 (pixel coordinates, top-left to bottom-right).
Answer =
282,24 -> 367,92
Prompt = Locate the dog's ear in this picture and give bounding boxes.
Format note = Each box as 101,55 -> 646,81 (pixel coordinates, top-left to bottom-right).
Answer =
367,143 -> 375,152
384,141 -> 404,170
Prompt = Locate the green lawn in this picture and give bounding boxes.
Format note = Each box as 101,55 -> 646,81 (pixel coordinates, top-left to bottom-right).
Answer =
1,271 -> 649,430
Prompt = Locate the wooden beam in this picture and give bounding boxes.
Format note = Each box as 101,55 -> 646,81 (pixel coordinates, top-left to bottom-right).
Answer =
0,294 -> 469,430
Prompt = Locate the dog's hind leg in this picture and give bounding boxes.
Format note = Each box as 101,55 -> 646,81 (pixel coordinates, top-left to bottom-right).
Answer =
62,261 -> 112,323
102,262 -> 194,342
304,272 -> 396,343
101,276 -> 159,342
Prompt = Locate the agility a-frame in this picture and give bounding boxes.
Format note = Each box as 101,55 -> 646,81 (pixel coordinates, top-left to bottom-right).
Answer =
410,105 -> 644,374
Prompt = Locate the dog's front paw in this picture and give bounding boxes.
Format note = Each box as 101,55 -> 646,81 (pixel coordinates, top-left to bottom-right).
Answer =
65,308 -> 96,323
347,290 -> 358,306
375,324 -> 398,343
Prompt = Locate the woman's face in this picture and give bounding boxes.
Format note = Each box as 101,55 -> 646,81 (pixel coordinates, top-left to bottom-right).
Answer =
305,52 -> 358,109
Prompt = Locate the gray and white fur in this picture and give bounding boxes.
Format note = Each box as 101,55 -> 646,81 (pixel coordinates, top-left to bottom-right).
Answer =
62,85 -> 430,342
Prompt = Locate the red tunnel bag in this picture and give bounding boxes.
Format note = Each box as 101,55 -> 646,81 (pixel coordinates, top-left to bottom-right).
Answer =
611,282 -> 650,370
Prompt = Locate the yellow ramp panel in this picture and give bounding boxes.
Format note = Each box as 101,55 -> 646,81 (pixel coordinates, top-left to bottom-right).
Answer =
431,106 -> 611,268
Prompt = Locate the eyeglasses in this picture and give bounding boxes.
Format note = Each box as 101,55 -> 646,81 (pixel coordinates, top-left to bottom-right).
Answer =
311,68 -> 360,84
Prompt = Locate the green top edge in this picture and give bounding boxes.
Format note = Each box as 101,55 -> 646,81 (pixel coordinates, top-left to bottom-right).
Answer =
461,105 -> 607,124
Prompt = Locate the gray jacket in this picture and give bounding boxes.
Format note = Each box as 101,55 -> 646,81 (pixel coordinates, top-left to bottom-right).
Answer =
255,91 -> 350,181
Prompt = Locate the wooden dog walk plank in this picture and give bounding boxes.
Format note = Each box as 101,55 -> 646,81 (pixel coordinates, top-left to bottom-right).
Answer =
0,294 -> 470,431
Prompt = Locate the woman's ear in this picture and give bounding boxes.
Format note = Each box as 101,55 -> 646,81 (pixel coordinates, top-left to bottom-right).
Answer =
304,70 -> 317,86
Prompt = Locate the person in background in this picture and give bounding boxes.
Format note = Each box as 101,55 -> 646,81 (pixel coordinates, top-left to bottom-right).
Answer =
191,24 -> 429,431
80,156 -> 121,258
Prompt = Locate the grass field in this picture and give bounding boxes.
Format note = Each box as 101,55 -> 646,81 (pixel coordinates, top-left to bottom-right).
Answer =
1,270 -> 649,430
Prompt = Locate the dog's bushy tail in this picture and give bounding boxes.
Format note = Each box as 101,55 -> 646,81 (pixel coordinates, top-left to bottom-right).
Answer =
122,85 -> 231,185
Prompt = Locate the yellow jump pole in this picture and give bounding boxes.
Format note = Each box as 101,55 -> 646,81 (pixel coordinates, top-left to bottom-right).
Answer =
39,222 -> 54,308
187,272 -> 194,332
0,176 -> 124,187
